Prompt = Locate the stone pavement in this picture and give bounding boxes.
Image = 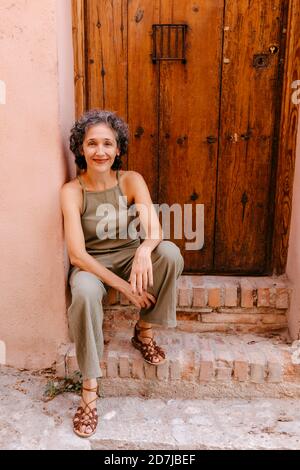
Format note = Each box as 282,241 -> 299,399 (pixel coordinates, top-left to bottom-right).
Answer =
1,365 -> 300,450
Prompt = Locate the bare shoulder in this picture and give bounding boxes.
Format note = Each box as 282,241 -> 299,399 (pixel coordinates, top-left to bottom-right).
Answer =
61,177 -> 81,193
60,178 -> 82,209
119,170 -> 145,186
118,171 -> 149,205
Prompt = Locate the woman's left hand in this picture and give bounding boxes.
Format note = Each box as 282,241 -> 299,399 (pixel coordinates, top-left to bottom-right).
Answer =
129,246 -> 153,295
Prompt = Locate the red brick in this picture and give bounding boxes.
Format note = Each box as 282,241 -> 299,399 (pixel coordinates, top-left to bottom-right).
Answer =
257,288 -> 270,307
234,360 -> 249,381
182,351 -> 200,381
157,361 -> 169,381
178,288 -> 193,307
100,360 -> 107,378
262,314 -> 287,325
199,350 -> 214,381
214,342 -> 233,367
269,287 -> 277,307
106,288 -> 119,305
132,357 -> 144,379
216,367 -> 232,381
231,344 -> 249,381
202,313 -> 260,324
219,307 -> 275,314
208,287 -> 222,307
170,359 -> 181,380
144,362 -> 157,379
119,354 -> 131,378
177,276 -> 193,307
120,293 -> 130,305
241,279 -> 254,308
107,351 -> 118,378
276,288 -> 289,309
192,286 -> 207,307
248,350 -> 266,383
176,321 -> 231,334
224,285 -> 238,307
176,312 -> 199,321
267,353 -> 283,383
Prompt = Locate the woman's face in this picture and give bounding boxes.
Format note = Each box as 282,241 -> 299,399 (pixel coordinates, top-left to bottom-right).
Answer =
81,123 -> 120,172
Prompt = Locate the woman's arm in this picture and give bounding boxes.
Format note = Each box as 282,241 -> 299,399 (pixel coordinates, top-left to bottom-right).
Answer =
60,183 -> 155,309
125,172 -> 164,294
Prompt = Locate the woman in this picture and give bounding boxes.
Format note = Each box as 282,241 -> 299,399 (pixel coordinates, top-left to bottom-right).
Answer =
61,109 -> 184,438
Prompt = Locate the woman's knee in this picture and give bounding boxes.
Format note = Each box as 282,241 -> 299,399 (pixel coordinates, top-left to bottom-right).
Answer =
155,241 -> 183,266
70,271 -> 106,301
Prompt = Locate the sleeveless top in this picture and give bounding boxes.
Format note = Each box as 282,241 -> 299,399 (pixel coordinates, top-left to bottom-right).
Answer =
76,170 -> 141,256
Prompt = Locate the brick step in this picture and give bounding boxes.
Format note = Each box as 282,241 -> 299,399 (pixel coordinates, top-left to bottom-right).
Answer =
103,305 -> 288,335
103,274 -> 291,333
56,330 -> 300,399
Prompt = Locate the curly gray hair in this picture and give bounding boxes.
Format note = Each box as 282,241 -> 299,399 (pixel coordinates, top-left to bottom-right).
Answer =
69,109 -> 129,171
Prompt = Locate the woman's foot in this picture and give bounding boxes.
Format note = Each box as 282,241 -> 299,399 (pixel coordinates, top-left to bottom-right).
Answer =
73,379 -> 99,438
131,320 -> 166,365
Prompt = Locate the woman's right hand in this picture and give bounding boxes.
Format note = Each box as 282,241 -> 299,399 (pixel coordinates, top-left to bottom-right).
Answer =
121,281 -> 156,309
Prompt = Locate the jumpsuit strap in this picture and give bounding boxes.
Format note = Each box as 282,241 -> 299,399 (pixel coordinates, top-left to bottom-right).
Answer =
77,175 -> 86,189
115,169 -> 128,204
77,175 -> 87,215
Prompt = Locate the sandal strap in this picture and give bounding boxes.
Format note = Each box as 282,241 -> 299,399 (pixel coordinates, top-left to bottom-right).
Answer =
133,322 -> 166,363
82,385 -> 98,393
141,340 -> 160,361
73,385 -> 99,435
135,323 -> 153,339
82,396 -> 97,410
80,385 -> 99,413
82,384 -> 100,397
135,324 -> 152,332
73,407 -> 98,433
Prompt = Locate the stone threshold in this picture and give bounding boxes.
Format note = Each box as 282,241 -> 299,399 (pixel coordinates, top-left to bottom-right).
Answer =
56,330 -> 300,399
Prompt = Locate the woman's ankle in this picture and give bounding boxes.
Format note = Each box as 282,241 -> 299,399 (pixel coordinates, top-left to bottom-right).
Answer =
82,378 -> 97,390
137,319 -> 152,329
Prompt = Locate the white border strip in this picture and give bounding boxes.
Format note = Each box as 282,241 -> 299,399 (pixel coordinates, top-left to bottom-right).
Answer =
0,80 -> 6,104
0,340 -> 6,365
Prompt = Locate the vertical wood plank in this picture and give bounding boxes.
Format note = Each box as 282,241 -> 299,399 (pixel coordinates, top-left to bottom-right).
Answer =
71,0 -> 86,118
85,0 -> 128,120
272,0 -> 300,274
127,0 -> 160,199
215,0 -> 285,273
159,0 -> 224,271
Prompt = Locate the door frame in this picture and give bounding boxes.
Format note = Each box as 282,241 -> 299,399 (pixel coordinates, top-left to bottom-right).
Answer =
71,0 -> 300,275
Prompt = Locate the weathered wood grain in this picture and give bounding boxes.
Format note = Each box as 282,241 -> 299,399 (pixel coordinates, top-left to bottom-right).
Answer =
215,0 -> 285,273
127,0 -> 160,198
71,0 -> 86,118
272,0 -> 300,274
159,0 -> 224,272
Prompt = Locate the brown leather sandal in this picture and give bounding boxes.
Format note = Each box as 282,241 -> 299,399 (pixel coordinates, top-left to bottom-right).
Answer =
73,385 -> 99,438
131,323 -> 166,365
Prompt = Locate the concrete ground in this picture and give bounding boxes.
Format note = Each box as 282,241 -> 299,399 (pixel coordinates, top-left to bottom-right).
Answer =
1,365 -> 300,450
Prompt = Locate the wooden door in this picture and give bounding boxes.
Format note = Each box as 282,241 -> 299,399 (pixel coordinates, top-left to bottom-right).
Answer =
215,0 -> 287,274
80,0 -> 288,274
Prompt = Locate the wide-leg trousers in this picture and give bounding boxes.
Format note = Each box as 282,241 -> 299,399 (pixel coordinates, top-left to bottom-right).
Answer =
67,241 -> 184,379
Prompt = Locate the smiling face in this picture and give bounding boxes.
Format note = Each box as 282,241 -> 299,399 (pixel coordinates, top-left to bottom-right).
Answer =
81,123 -> 120,172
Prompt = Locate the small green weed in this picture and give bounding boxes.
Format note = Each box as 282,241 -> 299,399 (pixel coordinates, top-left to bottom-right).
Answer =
44,370 -> 82,400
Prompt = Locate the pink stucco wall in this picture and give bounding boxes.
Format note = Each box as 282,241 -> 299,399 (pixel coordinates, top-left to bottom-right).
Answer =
0,0 -> 75,368
286,115 -> 300,340
0,0 -> 299,369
